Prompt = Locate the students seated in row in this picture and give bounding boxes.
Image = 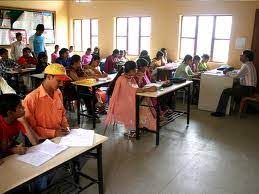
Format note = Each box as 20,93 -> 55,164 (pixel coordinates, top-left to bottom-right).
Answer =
0,76 -> 16,94
51,45 -> 59,63
23,63 -> 71,139
139,50 -> 151,65
92,47 -> 100,56
36,52 -> 49,74
85,55 -> 108,78
104,49 -> 120,74
0,48 -> 21,73
18,47 -> 37,68
151,51 -> 165,70
211,50 -> 257,117
198,54 -> 210,72
191,55 -> 201,73
82,48 -> 93,66
105,61 -> 157,138
56,48 -> 71,68
10,32 -> 25,61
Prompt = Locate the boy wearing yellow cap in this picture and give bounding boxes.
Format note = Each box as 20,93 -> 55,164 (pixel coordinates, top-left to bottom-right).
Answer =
23,63 -> 71,139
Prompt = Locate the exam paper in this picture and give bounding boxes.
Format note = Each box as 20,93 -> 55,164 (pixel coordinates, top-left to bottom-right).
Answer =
59,128 -> 95,147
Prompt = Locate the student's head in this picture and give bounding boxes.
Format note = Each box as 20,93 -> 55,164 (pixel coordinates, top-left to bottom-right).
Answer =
90,55 -> 100,67
16,32 -> 22,42
137,58 -> 149,73
119,50 -> 124,58
22,47 -> 31,58
86,48 -> 92,55
38,52 -> 48,63
140,50 -> 148,57
240,50 -> 254,63
44,63 -> 71,90
201,54 -> 210,63
70,55 -> 81,70
156,51 -> 164,60
0,94 -> 25,120
183,55 -> 193,66
112,49 -> 120,57
93,47 -> 99,54
124,61 -> 137,76
193,55 -> 201,65
59,48 -> 69,59
54,45 -> 59,52
36,24 -> 45,36
69,46 -> 74,53
161,48 -> 167,56
0,48 -> 8,59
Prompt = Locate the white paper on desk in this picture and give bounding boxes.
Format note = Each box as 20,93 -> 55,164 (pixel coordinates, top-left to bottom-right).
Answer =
144,83 -> 163,88
16,139 -> 68,166
59,128 -> 95,147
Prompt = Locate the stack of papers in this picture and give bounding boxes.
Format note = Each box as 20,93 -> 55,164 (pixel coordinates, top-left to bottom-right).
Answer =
59,128 -> 95,147
17,139 -> 68,166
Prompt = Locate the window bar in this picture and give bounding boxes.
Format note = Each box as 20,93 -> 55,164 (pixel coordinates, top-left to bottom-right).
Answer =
126,17 -> 129,53
194,16 -> 199,56
210,16 -> 217,61
139,17 -> 141,54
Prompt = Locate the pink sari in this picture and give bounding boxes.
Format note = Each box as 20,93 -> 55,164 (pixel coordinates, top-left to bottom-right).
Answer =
105,74 -> 156,131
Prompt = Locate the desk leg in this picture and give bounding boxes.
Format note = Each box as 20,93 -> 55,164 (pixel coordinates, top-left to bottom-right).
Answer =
92,87 -> 96,129
76,86 -> 81,126
187,84 -> 191,126
136,95 -> 140,140
97,144 -> 104,194
156,97 -> 160,146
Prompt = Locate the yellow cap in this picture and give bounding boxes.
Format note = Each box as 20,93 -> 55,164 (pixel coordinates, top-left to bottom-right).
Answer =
44,63 -> 71,81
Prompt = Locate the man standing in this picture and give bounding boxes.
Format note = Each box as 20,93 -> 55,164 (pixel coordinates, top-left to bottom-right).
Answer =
29,24 -> 46,57
211,50 -> 257,117
10,32 -> 25,61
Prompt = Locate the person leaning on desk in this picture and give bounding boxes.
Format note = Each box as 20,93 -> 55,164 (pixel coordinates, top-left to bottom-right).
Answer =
211,50 -> 258,117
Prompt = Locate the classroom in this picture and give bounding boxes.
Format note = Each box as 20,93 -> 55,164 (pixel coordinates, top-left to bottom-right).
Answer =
0,0 -> 259,193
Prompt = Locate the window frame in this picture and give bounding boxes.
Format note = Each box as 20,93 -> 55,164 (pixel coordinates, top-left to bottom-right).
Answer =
115,16 -> 151,56
179,15 -> 232,62
73,18 -> 98,52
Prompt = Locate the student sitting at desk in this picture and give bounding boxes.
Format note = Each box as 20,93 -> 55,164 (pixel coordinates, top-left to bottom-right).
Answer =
92,46 -> 100,57
10,32 -> 25,62
51,45 -> 59,63
198,54 -> 210,72
23,63 -> 71,139
69,46 -> 74,57
174,55 -> 197,81
18,47 -> 37,68
85,55 -> 108,79
105,61 -> 157,138
211,50 -> 257,117
35,52 -> 49,74
151,51 -> 165,70
104,49 -> 120,74
0,48 -> 21,73
139,50 -> 151,65
192,55 -> 201,73
118,50 -> 128,62
161,48 -> 168,64
82,48 -> 93,66
55,48 -> 71,68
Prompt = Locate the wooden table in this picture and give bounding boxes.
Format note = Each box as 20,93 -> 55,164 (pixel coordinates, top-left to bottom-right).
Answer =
72,74 -> 117,129
136,81 -> 193,146
0,133 -> 108,194
30,73 -> 44,89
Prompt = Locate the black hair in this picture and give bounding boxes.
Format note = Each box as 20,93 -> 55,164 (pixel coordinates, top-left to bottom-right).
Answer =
243,50 -> 254,61
69,46 -> 74,49
0,48 -> 8,55
36,24 -> 45,31
183,55 -> 193,63
38,52 -> 47,60
59,48 -> 69,56
136,58 -> 148,69
140,50 -> 148,57
156,51 -> 164,59
161,48 -> 167,53
55,45 -> 59,49
16,32 -> 22,38
202,54 -> 210,60
119,50 -> 124,54
87,48 -> 92,52
23,47 -> 31,53
89,54 -> 101,66
113,49 -> 119,55
193,55 -> 201,61
0,94 -> 21,117
70,55 -> 81,66
124,61 -> 136,73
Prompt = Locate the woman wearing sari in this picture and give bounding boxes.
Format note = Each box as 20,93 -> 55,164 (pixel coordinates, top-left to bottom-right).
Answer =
105,61 -> 157,138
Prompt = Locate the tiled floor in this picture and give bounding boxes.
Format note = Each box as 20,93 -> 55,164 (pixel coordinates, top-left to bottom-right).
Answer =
69,106 -> 259,194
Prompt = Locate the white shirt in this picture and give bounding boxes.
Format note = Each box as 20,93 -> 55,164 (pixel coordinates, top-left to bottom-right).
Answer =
0,77 -> 16,94
10,41 -> 25,61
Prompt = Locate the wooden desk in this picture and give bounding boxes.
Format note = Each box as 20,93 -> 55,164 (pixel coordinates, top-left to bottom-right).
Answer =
4,68 -> 36,75
30,73 -> 44,89
72,74 -> 117,129
0,133 -> 108,194
136,81 -> 193,145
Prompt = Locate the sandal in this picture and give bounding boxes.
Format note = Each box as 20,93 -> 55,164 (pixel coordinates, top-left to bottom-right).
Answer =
124,130 -> 137,138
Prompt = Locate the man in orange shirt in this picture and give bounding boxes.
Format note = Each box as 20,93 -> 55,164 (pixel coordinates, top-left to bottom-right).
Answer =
23,63 -> 71,139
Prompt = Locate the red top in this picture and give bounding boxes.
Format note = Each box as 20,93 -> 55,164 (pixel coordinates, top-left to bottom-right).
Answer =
104,55 -> 118,73
18,56 -> 37,67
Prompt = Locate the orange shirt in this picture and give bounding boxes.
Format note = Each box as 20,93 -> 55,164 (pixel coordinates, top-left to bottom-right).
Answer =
23,85 -> 69,139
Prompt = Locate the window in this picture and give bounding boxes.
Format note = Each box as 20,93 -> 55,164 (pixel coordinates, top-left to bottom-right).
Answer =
73,19 -> 98,51
179,15 -> 232,62
116,16 -> 151,55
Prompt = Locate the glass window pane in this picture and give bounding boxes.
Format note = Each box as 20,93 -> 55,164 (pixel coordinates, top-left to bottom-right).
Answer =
140,37 -> 150,53
91,19 -> 98,36
91,36 -> 98,49
116,18 -> 127,36
196,16 -> 214,56
215,16 -> 232,39
141,17 -> 151,36
117,37 -> 127,51
74,20 -> 82,51
128,17 -> 140,55
213,40 -> 230,62
181,16 -> 196,38
82,19 -> 91,51
180,38 -> 195,59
